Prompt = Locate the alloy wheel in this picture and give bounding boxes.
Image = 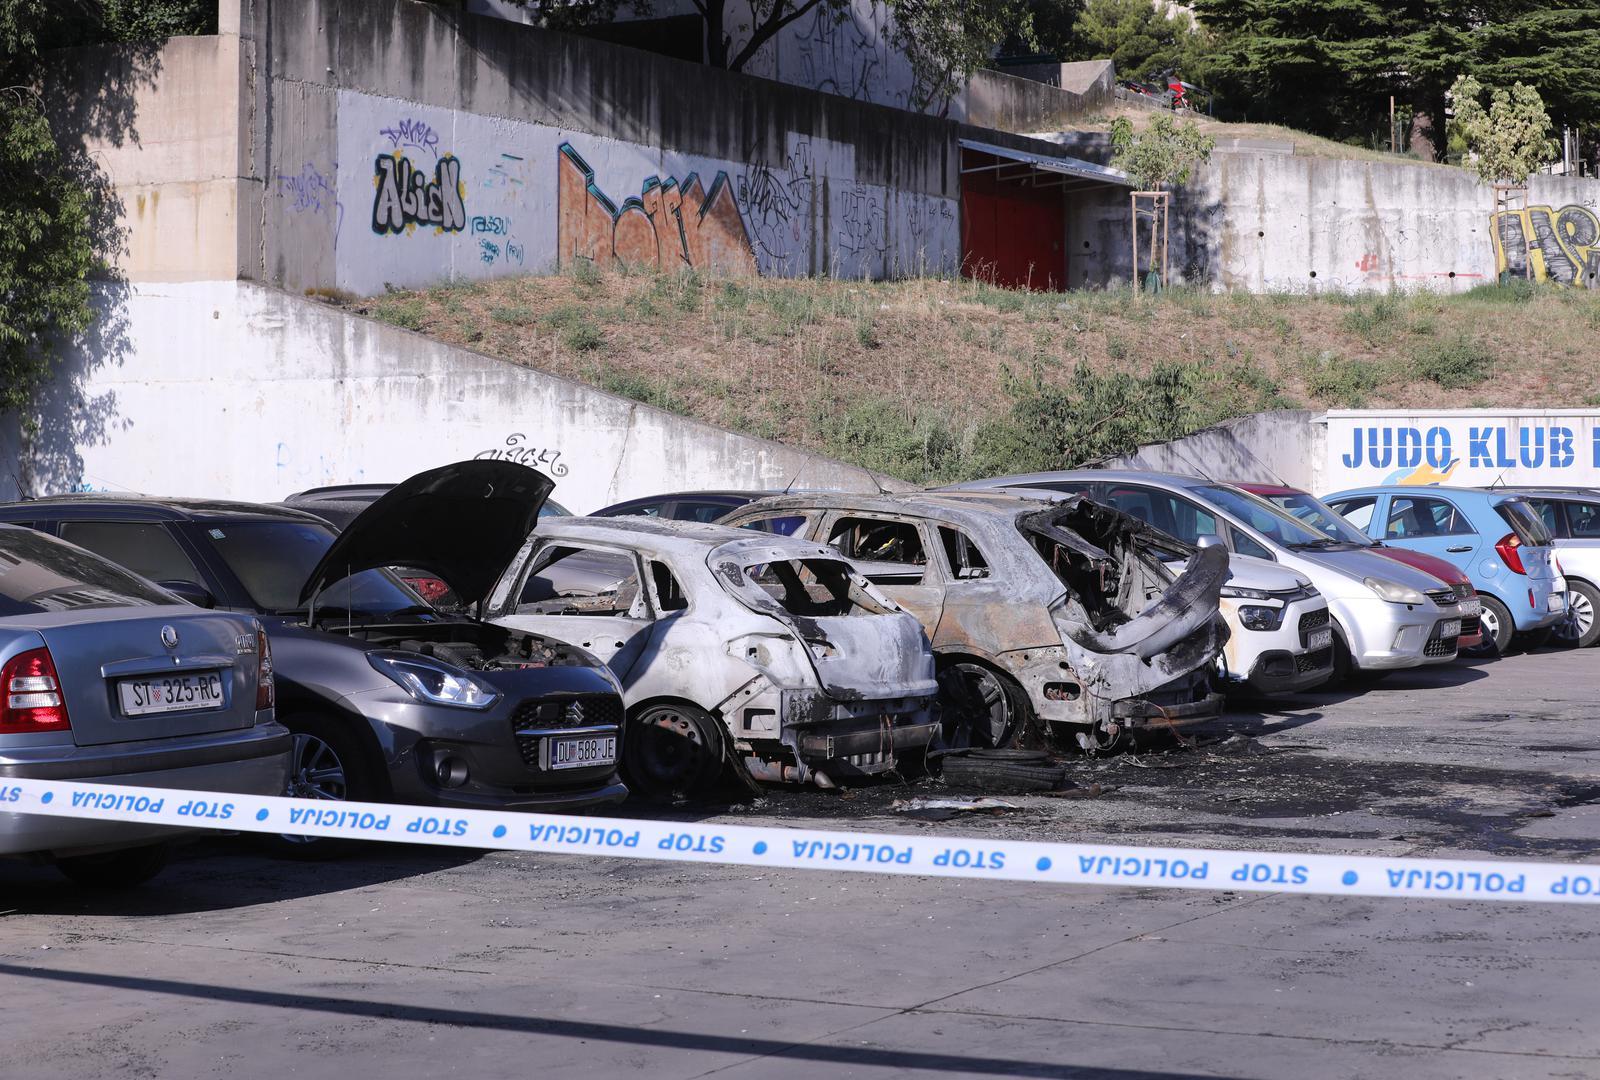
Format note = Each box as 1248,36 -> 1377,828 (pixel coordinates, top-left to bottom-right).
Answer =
1556,589 -> 1594,644
938,663 -> 1015,749
282,733 -> 349,845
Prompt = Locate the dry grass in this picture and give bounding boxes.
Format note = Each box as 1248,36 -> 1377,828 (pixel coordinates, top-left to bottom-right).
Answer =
1092,103 -> 1455,169
350,268 -> 1600,480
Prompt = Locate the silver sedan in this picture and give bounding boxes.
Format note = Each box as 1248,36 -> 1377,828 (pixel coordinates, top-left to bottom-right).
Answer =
0,525 -> 290,886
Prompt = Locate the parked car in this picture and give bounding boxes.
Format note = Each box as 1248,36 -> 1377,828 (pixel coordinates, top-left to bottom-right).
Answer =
1495,489 -> 1600,649
486,515 -> 940,797
949,472 -> 1466,681
1236,483 -> 1483,653
0,524 -> 288,886
0,467 -> 629,838
1207,552 -> 1334,696
593,491 -> 772,522
1321,485 -> 1564,655
721,491 -> 1231,752
284,483 -> 572,605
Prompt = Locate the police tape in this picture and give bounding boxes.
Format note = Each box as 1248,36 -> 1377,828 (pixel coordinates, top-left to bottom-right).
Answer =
5,775 -> 1599,903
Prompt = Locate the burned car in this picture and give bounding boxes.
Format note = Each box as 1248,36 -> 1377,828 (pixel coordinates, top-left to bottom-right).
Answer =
720,492 -> 1230,752
485,517 -> 940,798
0,464 -> 629,835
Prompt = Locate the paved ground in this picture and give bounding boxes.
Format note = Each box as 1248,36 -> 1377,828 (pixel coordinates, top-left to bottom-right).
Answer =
4,648 -> 1599,1079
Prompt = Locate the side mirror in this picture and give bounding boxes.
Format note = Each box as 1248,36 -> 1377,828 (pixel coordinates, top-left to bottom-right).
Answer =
1195,533 -> 1226,550
159,579 -> 216,609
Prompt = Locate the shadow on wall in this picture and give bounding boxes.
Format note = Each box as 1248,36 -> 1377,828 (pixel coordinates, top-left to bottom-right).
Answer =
4,40 -> 167,498
1069,186 -> 1226,290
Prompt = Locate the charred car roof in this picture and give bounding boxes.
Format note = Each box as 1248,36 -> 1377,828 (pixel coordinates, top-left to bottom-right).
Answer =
535,516 -> 850,565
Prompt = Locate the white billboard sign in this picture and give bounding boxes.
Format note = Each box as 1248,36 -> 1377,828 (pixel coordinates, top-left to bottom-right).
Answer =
1321,410 -> 1600,490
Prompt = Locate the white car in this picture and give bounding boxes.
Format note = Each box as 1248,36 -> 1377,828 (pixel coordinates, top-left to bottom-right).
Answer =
1508,490 -> 1600,648
487,517 -> 940,798
1212,552 -> 1333,694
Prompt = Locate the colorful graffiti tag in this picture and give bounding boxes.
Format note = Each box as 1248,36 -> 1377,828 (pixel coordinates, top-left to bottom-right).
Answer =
371,153 -> 467,235
1491,204 -> 1600,287
556,143 -> 757,274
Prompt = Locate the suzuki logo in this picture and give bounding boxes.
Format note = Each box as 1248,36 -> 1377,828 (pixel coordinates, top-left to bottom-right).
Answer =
160,625 -> 179,650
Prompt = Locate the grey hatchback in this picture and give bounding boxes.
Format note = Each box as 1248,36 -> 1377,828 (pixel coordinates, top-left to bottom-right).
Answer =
0,525 -> 289,886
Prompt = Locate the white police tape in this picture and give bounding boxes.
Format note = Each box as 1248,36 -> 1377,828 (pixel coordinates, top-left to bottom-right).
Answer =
5,775 -> 1598,903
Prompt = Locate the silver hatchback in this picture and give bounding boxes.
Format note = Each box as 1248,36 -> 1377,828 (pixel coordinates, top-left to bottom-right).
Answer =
0,525 -> 290,886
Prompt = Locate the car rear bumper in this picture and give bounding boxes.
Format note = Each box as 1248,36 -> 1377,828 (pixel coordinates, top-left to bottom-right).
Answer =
0,724 -> 292,858
1111,691 -> 1225,731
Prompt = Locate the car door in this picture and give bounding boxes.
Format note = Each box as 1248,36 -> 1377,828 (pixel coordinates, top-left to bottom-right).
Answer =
1099,485 -> 1224,549
493,540 -> 656,682
817,512 -> 945,631
1376,493 -> 1481,572
1323,495 -> 1380,541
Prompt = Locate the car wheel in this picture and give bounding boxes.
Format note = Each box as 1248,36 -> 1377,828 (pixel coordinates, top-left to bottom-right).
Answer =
937,662 -> 1027,749
1465,596 -> 1514,657
56,844 -> 170,888
263,714 -> 382,859
1553,580 -> 1600,649
623,702 -> 726,802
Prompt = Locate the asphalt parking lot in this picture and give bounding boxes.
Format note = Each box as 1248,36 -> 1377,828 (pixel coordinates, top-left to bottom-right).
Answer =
4,648 -> 1598,1080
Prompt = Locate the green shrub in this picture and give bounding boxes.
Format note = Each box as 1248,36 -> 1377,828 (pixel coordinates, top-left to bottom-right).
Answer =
1413,334 -> 1494,388
597,371 -> 691,415
1339,295 -> 1401,344
370,298 -> 425,331
1305,353 -> 1385,408
489,304 -> 536,325
568,256 -> 602,288
561,320 -> 605,352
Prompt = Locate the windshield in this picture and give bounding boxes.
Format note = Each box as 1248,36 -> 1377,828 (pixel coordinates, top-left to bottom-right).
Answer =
196,521 -> 425,615
1260,491 -> 1374,545
1190,486 -> 1331,547
0,527 -> 174,616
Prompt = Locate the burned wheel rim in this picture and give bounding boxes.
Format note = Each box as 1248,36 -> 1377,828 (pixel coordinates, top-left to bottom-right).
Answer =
282,733 -> 348,844
938,663 -> 1015,750
624,704 -> 724,801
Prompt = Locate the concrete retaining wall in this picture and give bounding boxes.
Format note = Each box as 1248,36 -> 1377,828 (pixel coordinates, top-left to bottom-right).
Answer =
249,0 -> 960,295
1099,411 -> 1323,489
0,282 -> 904,509
1064,150 -> 1600,293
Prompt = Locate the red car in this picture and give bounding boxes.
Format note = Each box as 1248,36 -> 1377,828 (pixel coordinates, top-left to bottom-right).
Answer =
1237,484 -> 1483,651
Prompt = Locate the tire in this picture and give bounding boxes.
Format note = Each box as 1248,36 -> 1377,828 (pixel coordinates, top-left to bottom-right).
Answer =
623,702 -> 727,802
1465,595 -> 1514,657
1553,579 -> 1600,649
262,712 -> 384,859
57,844 -> 170,888
941,754 -> 1066,794
936,661 -> 1029,750
1328,631 -> 1354,686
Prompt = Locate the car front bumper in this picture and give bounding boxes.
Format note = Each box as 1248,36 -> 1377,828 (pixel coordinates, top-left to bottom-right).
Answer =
1334,596 -> 1462,669
0,723 -> 291,858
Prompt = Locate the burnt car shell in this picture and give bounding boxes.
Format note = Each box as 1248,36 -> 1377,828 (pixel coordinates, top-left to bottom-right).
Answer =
721,491 -> 1230,751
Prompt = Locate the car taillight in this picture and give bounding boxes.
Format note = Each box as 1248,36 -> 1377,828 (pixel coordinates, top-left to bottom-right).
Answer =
0,647 -> 71,734
402,576 -> 450,603
256,627 -> 275,710
1495,532 -> 1526,575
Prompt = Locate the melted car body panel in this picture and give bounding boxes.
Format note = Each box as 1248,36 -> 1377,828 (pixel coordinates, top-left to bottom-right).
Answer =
489,518 -> 938,785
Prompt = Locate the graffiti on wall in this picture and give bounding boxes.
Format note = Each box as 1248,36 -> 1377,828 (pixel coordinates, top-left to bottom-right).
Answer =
1491,204 -> 1600,287
277,162 -> 343,235
473,433 -> 568,477
380,118 -> 442,157
371,154 -> 467,235
736,140 -> 814,272
556,143 -> 757,274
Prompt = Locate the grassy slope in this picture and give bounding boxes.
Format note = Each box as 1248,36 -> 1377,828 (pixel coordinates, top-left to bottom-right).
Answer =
354,267 -> 1600,485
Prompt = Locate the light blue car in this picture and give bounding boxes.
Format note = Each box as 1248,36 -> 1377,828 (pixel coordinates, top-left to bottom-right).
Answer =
1320,486 -> 1564,655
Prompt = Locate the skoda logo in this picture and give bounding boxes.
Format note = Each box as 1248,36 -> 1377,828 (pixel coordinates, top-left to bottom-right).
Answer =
160,625 -> 179,650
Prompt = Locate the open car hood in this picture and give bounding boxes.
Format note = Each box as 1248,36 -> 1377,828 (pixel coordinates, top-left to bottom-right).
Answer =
299,460 -> 553,607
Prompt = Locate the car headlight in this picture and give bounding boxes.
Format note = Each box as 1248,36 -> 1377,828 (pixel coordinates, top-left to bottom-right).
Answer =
1220,585 -> 1276,600
1238,605 -> 1284,631
1364,577 -> 1427,605
368,652 -> 500,709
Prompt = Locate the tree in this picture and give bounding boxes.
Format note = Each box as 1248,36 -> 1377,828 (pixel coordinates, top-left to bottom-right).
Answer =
1109,113 -> 1215,190
502,0 -> 1035,107
1109,113 -> 1214,288
1058,0 -> 1198,82
0,0 -> 212,417
1450,75 -> 1555,185
1190,1 -> 1600,156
